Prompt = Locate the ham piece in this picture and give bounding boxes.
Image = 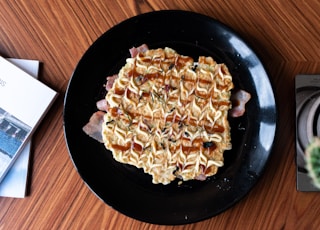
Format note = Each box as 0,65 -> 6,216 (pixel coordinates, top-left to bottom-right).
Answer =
129,44 -> 149,58
229,89 -> 251,118
96,99 -> 109,112
105,74 -> 118,91
82,111 -> 105,143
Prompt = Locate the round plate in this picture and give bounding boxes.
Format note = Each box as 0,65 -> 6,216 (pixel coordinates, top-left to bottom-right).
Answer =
63,10 -> 277,225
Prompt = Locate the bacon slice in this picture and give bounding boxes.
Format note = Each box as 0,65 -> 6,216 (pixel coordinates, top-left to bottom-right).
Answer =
129,44 -> 149,58
105,74 -> 118,91
195,173 -> 207,181
230,89 -> 251,117
96,99 -> 109,112
82,111 -> 105,143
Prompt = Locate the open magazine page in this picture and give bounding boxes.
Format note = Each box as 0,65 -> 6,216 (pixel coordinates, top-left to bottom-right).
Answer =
0,56 -> 57,184
0,59 -> 39,197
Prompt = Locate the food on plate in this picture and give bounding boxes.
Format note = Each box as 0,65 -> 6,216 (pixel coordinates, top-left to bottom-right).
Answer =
83,44 -> 251,185
104,46 -> 234,184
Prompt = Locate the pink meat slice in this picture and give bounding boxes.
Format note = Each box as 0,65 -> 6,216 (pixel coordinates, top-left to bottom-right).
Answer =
105,74 -> 118,91
229,89 -> 251,118
82,111 -> 105,143
96,99 -> 109,112
129,44 -> 149,58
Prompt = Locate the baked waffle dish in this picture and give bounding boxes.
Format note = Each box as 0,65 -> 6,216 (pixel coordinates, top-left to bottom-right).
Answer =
102,47 -> 234,185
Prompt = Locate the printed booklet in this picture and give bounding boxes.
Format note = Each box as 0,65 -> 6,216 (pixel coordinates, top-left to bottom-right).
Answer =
0,57 -> 57,187
0,58 -> 40,197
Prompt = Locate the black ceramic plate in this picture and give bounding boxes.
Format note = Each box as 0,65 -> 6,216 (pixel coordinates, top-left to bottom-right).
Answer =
64,10 -> 277,225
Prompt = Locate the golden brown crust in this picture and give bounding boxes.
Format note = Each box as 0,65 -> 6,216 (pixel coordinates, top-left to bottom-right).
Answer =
102,47 -> 233,184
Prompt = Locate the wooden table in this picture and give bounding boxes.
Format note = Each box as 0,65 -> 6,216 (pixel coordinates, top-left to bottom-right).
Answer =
1,1 -> 320,229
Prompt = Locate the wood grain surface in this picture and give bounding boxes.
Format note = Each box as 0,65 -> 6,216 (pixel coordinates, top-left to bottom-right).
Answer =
1,1 -> 320,229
